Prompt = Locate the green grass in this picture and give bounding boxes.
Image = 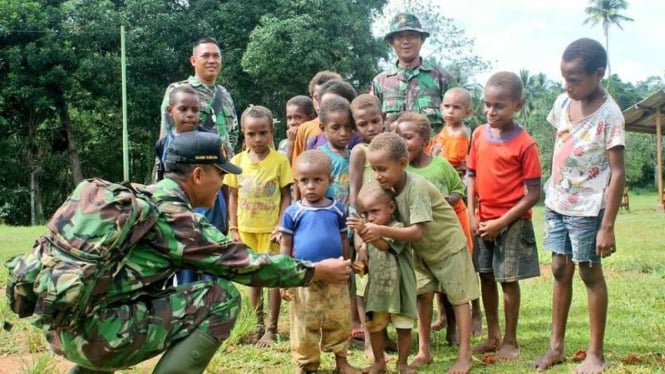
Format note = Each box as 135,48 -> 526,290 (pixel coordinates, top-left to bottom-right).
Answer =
1,194 -> 664,373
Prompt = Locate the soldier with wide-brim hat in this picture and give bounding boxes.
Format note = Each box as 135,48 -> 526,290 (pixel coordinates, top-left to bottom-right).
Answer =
384,12 -> 431,41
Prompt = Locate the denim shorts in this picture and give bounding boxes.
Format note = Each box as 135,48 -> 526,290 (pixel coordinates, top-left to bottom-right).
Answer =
473,219 -> 540,282
543,208 -> 603,264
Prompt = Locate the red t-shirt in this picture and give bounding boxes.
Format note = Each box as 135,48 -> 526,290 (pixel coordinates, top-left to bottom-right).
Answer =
467,124 -> 542,220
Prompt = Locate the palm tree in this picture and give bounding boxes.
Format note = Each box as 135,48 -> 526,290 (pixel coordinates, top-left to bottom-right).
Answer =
583,0 -> 634,79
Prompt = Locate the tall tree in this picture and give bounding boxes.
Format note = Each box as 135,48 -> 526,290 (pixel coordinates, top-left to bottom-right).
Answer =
583,0 -> 634,79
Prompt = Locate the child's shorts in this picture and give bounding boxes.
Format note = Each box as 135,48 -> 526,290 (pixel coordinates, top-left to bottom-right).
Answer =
239,231 -> 279,254
414,249 -> 479,304
364,312 -> 415,333
473,218 -> 540,282
355,274 -> 367,297
543,208 -> 603,264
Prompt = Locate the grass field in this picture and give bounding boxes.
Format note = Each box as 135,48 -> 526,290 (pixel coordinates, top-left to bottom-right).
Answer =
0,193 -> 664,373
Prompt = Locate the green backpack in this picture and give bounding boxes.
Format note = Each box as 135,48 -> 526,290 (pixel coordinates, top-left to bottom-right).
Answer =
4,178 -> 159,329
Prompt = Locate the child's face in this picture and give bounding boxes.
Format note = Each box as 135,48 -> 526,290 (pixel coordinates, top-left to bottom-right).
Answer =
353,107 -> 384,143
483,86 -> 524,130
286,104 -> 311,129
395,121 -> 427,163
324,110 -> 353,151
367,149 -> 407,191
242,116 -> 272,155
561,58 -> 604,102
441,91 -> 471,126
168,92 -> 200,132
295,163 -> 332,204
358,194 -> 395,226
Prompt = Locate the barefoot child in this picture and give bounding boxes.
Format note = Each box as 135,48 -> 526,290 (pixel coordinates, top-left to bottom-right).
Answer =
395,111 -> 474,346
278,95 -> 316,157
428,87 -> 472,178
348,94 -> 390,358
467,72 -> 542,361
223,106 -> 293,347
533,38 -> 625,374
348,181 -> 417,374
362,132 -> 479,374
280,150 -> 361,374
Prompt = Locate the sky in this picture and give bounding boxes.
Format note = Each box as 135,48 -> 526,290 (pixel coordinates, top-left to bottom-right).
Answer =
378,0 -> 664,85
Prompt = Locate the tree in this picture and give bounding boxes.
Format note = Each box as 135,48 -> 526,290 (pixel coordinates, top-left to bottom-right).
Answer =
583,0 -> 634,80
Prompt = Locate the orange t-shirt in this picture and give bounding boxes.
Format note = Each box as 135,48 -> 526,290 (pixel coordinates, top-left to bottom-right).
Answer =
427,126 -> 470,168
291,118 -> 321,167
467,124 -> 542,220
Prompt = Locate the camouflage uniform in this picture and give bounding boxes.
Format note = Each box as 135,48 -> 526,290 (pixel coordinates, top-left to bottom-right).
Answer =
160,76 -> 238,156
371,12 -> 449,133
46,177 -> 315,371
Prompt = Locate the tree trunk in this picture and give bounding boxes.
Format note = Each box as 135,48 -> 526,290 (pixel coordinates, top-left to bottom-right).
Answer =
27,120 -> 44,225
56,98 -> 83,184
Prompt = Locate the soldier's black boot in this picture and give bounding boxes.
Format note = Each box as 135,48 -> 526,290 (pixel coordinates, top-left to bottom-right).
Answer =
67,365 -> 113,374
152,329 -> 221,374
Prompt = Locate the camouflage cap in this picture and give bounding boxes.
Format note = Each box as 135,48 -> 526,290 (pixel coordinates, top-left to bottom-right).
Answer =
385,12 -> 430,42
164,131 -> 241,174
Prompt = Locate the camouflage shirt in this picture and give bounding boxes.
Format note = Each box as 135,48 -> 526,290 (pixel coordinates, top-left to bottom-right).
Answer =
103,178 -> 315,301
370,58 -> 448,132
160,76 -> 239,155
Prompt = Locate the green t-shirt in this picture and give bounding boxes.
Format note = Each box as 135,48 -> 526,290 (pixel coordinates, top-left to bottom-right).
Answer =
364,221 -> 417,320
395,172 -> 467,264
407,157 -> 464,196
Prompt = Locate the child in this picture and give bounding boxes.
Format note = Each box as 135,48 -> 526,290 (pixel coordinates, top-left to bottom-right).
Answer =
427,87 -> 472,177
348,94 -> 387,358
280,150 -> 361,374
394,111 -> 477,346
467,72 -> 542,361
362,132 -> 479,374
278,95 -> 316,157
154,86 -> 200,181
306,79 -> 362,151
347,181 -> 417,374
533,38 -> 625,374
291,71 -> 343,164
223,105 -> 293,347
318,95 -> 354,206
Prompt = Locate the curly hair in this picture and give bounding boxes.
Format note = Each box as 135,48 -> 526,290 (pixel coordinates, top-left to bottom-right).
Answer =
395,111 -> 431,139
319,96 -> 353,129
562,38 -> 607,74
295,149 -> 332,175
240,105 -> 274,132
485,71 -> 523,100
368,132 -> 408,161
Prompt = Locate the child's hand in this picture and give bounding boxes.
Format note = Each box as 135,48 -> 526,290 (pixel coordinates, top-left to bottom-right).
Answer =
280,288 -> 293,301
230,229 -> 241,242
270,227 -> 282,244
478,219 -> 504,241
286,126 -> 298,141
469,215 -> 480,236
347,215 -> 365,231
596,226 -> 617,258
352,261 -> 366,276
429,140 -> 442,156
356,223 -> 382,243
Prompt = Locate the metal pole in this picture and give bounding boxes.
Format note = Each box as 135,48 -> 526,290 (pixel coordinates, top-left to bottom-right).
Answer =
657,105 -> 663,211
121,25 -> 129,181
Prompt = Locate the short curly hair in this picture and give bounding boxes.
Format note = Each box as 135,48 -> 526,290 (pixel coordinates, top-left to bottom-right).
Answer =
319,96 -> 353,129
295,149 -> 332,175
317,79 -> 358,103
395,111 -> 431,139
485,71 -> 523,100
240,105 -> 274,132
308,71 -> 342,97
368,132 -> 408,161
562,38 -> 607,74
357,180 -> 395,209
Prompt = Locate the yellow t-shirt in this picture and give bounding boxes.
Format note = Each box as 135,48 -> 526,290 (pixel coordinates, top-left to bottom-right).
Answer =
224,148 -> 293,232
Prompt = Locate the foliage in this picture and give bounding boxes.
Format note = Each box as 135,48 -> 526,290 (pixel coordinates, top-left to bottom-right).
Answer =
583,0 -> 634,79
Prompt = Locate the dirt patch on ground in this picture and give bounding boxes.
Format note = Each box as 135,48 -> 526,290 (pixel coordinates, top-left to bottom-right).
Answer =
0,354 -> 158,374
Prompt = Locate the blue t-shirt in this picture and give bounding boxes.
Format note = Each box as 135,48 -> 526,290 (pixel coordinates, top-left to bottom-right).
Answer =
279,200 -> 347,262
320,143 -> 350,207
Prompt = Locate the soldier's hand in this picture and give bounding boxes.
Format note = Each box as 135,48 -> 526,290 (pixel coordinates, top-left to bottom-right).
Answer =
312,257 -> 352,284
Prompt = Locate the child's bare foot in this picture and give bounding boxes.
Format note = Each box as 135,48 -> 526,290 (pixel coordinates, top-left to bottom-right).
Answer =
255,328 -> 277,348
532,348 -> 566,371
241,325 -> 264,345
574,353 -> 606,374
408,353 -> 433,369
447,356 -> 473,374
472,338 -> 500,354
494,343 -> 520,361
364,362 -> 386,374
431,318 -> 446,331
335,357 -> 363,374
398,363 -> 417,374
471,314 -> 482,337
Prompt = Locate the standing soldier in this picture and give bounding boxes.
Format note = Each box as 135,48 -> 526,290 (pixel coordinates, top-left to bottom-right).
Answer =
371,13 -> 449,133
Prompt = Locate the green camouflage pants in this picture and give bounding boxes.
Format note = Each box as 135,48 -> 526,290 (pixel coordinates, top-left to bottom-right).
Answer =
46,278 -> 240,371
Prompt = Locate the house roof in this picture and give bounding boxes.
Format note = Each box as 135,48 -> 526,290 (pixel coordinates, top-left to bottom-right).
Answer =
623,89 -> 665,134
